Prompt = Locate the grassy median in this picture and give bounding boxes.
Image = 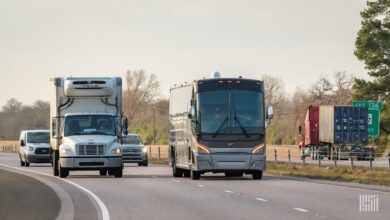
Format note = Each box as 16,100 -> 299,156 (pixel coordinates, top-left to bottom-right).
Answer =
266,161 -> 390,187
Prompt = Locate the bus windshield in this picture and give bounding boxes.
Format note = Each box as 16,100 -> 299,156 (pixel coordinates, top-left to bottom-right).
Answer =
198,90 -> 264,141
64,115 -> 116,137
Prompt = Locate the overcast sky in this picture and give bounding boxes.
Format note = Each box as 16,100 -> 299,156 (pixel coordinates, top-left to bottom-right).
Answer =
0,0 -> 368,106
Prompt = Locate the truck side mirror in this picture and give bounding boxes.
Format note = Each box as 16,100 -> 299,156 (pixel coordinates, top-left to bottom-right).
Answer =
122,117 -> 128,136
266,106 -> 274,120
20,140 -> 25,147
52,117 -> 62,139
188,106 -> 196,120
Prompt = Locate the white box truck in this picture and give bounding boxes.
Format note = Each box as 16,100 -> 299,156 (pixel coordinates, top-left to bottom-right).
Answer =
50,77 -> 128,178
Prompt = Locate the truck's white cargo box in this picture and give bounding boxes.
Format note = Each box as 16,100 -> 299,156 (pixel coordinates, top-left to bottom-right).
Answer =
64,78 -> 114,97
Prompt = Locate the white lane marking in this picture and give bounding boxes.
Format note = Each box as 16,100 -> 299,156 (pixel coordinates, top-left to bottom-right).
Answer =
152,176 -> 158,178
173,180 -> 181,183
294,208 -> 309,213
197,184 -> 205,188
224,190 -> 234,193
255,198 -> 267,202
0,163 -> 110,220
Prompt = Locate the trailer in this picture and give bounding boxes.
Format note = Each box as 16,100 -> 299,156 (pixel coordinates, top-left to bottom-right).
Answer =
299,105 -> 368,160
50,77 -> 128,178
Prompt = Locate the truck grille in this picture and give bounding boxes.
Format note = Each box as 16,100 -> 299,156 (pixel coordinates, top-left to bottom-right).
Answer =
77,145 -> 105,155
35,148 -> 50,155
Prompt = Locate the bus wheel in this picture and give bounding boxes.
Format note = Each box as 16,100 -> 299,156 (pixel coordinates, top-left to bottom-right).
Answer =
252,171 -> 263,180
172,158 -> 183,177
190,167 -> 200,180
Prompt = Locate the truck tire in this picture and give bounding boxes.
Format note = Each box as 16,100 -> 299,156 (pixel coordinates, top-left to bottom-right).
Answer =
114,168 -> 122,178
52,150 -> 59,176
172,157 -> 183,177
99,170 -> 107,176
59,165 -> 69,178
19,154 -> 25,166
190,166 -> 200,180
252,171 -> 263,180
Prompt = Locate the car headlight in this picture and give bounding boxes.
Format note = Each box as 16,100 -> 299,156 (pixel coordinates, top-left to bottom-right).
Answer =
196,143 -> 210,154
142,147 -> 148,153
252,144 -> 265,154
111,148 -> 121,155
27,146 -> 34,151
60,148 -> 72,155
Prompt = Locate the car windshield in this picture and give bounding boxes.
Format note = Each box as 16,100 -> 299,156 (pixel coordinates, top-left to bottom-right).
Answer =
64,115 -> 116,136
122,136 -> 142,145
198,90 -> 264,141
27,132 -> 50,143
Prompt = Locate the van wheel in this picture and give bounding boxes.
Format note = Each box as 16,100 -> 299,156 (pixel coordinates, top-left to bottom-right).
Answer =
24,156 -> 30,167
19,154 -> 25,166
252,171 -> 263,180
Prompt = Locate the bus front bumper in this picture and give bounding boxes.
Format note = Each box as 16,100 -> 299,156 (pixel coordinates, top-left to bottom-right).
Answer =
195,153 -> 266,172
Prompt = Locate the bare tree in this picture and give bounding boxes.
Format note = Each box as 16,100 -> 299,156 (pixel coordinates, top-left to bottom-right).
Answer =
332,71 -> 353,105
309,75 -> 334,104
261,74 -> 285,109
123,70 -> 160,124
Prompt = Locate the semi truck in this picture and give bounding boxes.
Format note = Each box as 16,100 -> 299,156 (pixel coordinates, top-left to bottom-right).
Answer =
299,105 -> 368,160
50,77 -> 128,178
169,73 -> 273,180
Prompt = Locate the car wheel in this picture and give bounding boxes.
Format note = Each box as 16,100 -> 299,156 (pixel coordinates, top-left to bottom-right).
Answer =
252,171 -> 263,180
143,161 -> 148,167
138,163 -> 143,166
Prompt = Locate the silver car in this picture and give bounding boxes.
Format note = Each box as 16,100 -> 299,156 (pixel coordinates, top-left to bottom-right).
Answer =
19,130 -> 51,167
122,134 -> 148,166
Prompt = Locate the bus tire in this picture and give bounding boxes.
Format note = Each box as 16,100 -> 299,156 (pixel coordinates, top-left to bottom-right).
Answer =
252,171 -> 263,180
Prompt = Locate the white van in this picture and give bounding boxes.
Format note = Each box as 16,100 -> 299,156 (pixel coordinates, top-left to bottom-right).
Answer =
19,130 -> 51,167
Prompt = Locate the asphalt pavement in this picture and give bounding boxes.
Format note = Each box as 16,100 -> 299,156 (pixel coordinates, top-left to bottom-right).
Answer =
0,152 -> 389,220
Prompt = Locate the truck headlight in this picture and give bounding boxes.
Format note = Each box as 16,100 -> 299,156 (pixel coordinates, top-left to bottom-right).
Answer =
27,146 -> 34,151
252,144 -> 265,154
111,148 -> 121,155
60,148 -> 72,155
196,143 -> 210,154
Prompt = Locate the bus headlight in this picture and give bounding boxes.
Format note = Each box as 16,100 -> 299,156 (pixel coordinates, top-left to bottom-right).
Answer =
197,143 -> 210,154
252,144 -> 265,154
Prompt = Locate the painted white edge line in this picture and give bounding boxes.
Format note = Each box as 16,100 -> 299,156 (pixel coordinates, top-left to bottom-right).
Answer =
224,190 -> 234,193
173,180 -> 181,183
294,208 -> 309,213
255,198 -> 267,202
197,184 -> 205,188
0,163 -> 110,220
152,176 -> 158,178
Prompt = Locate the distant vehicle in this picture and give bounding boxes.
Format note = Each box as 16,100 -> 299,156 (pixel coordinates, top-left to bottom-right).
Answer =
351,145 -> 365,160
362,147 -> 375,161
299,105 -> 368,160
122,134 -> 148,166
169,73 -> 273,180
50,77 -> 128,178
19,130 -> 51,167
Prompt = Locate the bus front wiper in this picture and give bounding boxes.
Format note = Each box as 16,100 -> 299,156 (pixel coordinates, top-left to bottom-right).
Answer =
234,116 -> 250,138
212,116 -> 229,137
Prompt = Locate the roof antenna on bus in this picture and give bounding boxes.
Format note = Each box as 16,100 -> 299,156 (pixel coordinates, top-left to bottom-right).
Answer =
238,76 -> 242,78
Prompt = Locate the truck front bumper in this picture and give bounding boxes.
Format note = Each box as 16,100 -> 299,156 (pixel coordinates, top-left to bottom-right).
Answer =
60,156 -> 122,170
195,153 -> 266,173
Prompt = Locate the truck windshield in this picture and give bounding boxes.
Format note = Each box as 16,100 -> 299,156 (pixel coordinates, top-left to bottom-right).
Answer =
122,136 -> 142,145
198,90 -> 264,141
64,115 -> 116,137
27,132 -> 50,144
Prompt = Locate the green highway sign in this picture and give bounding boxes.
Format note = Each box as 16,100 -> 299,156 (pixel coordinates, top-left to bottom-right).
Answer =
352,101 -> 382,137
367,109 -> 380,137
352,101 -> 383,110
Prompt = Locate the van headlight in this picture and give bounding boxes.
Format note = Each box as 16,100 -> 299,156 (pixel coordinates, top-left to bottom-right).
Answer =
252,144 -> 265,154
27,146 -> 34,151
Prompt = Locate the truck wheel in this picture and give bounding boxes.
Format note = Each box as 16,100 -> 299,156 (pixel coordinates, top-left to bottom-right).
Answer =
190,167 -> 200,180
252,171 -> 263,180
114,168 -> 122,178
19,154 -> 25,166
172,158 -> 183,177
99,170 -> 107,176
52,150 -> 59,176
59,165 -> 69,178
108,169 -> 115,176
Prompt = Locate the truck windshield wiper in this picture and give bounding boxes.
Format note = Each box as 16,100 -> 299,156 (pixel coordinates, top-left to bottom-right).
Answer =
212,116 -> 229,137
65,132 -> 85,136
234,116 -> 250,138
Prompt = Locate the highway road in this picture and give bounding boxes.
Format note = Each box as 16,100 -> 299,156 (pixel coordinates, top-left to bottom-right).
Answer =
0,152 -> 389,220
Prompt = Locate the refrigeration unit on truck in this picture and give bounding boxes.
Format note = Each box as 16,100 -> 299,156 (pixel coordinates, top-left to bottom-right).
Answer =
169,73 -> 273,180
299,105 -> 368,160
50,77 -> 128,178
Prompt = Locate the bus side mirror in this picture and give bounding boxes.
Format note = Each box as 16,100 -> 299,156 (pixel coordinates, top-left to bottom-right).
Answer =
266,106 -> 274,120
188,106 -> 196,120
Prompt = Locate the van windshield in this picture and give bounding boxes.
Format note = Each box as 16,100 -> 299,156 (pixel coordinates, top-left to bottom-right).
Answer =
27,132 -> 50,144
